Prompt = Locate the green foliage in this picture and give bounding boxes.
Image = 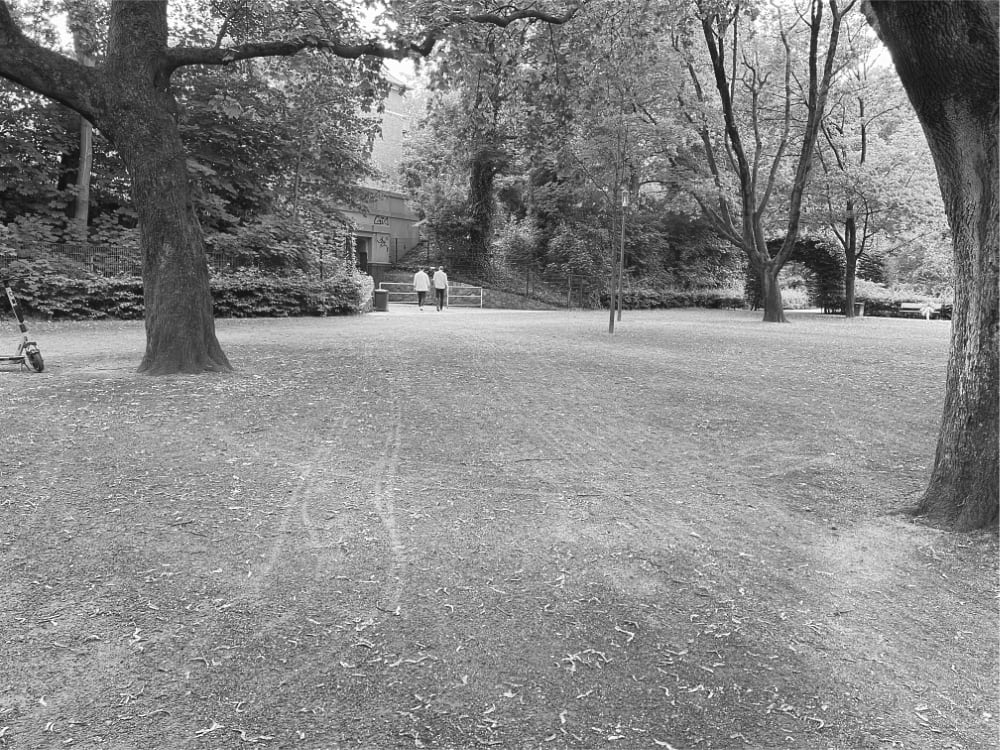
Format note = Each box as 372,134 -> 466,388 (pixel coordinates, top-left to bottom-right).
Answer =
779,287 -> 811,310
627,210 -> 745,289
3,261 -> 372,321
3,1 -> 382,251
853,278 -> 948,317
205,215 -> 348,274
545,222 -> 612,277
491,219 -> 541,266
599,285 -> 746,311
210,269 -> 372,318
1,257 -> 143,319
884,231 -> 953,297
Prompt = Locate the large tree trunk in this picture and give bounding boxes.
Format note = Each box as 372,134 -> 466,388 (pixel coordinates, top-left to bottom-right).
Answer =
867,1 -> 998,529
101,1 -> 231,374
760,263 -> 787,323
467,144 -> 504,274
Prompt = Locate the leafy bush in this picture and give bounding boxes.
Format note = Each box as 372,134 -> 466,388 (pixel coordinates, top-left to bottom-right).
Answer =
3,261 -> 372,320
491,219 -> 541,267
545,222 -> 612,277
211,268 -> 372,317
854,279 -> 948,317
205,217 -> 349,275
781,287 -> 811,310
599,285 -> 746,310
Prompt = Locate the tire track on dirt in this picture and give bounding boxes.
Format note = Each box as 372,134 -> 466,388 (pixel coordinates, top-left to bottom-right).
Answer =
245,425 -> 347,601
364,403 -> 409,615
262,408 -> 410,620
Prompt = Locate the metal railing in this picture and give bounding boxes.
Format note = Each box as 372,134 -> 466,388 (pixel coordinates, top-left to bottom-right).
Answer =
378,281 -> 483,307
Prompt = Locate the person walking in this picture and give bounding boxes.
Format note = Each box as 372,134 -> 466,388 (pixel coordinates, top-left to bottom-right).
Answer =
432,266 -> 448,311
413,267 -> 431,309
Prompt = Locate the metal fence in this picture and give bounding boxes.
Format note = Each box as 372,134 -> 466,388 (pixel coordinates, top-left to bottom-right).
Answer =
0,244 -> 142,277
434,262 -> 603,309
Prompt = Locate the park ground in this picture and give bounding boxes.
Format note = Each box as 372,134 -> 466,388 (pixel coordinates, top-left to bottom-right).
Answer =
0,307 -> 996,750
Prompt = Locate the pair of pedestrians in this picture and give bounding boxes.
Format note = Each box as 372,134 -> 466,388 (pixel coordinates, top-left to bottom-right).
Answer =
413,266 -> 448,311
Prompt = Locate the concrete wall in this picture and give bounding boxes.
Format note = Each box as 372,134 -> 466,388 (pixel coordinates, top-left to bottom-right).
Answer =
348,76 -> 421,270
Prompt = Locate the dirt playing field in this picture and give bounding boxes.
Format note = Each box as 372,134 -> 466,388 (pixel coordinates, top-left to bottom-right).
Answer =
1,307 -> 996,749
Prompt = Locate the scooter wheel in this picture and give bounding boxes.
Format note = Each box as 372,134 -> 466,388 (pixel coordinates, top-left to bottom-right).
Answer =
26,350 -> 44,372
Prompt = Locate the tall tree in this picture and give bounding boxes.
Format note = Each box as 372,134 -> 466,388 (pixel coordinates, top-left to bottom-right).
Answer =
812,14 -> 895,315
427,23 -> 529,270
679,0 -> 854,322
810,47 -> 947,313
0,0 -> 577,374
865,1 -> 998,530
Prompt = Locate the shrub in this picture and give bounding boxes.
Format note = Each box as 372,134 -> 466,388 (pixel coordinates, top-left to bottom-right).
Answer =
492,219 -> 541,267
212,268 -> 372,318
853,279 -> 948,318
4,261 -> 372,320
598,285 -> 746,310
780,287 -> 811,310
205,217 -> 349,275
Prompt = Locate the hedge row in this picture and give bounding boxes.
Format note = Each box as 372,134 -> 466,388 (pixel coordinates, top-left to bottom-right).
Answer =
6,267 -> 374,321
598,286 -> 746,310
853,279 -> 951,319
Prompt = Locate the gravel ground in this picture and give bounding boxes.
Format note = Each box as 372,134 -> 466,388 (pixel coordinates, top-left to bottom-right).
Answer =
0,307 -> 996,750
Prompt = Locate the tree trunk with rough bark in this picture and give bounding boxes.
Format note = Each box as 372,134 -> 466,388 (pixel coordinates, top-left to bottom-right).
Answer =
761,264 -> 787,323
99,2 -> 231,373
867,0 -> 999,529
467,144 -> 505,274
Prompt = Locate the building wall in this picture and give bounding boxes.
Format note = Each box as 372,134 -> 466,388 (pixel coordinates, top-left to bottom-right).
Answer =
347,76 -> 421,272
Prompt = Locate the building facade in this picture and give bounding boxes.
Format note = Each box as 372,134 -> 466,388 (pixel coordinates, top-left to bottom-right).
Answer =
341,73 -> 421,284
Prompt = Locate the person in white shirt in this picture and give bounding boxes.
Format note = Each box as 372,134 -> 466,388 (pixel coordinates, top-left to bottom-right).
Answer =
413,267 -> 431,309
432,266 -> 448,311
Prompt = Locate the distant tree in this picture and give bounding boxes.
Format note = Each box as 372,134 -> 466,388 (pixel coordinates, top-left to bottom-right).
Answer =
678,0 -> 855,322
0,0 -> 578,374
865,0 -> 998,530
809,15 -> 946,314
422,24 -> 528,271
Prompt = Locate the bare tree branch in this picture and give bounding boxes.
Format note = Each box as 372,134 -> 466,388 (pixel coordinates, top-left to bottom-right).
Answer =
755,28 -> 792,220
166,3 -> 582,72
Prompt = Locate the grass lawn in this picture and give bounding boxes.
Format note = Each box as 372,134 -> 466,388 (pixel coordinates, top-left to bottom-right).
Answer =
1,308 -> 996,750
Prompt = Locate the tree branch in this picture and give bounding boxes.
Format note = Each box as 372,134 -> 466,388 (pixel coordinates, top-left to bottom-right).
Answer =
756,28 -> 792,219
692,193 -> 744,247
774,0 -> 854,268
0,1 -> 103,121
166,3 -> 582,72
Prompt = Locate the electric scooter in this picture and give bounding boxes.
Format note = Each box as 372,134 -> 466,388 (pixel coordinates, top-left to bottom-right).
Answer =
1,276 -> 44,372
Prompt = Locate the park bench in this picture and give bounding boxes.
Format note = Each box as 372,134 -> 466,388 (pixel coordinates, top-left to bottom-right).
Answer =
898,301 -> 945,320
